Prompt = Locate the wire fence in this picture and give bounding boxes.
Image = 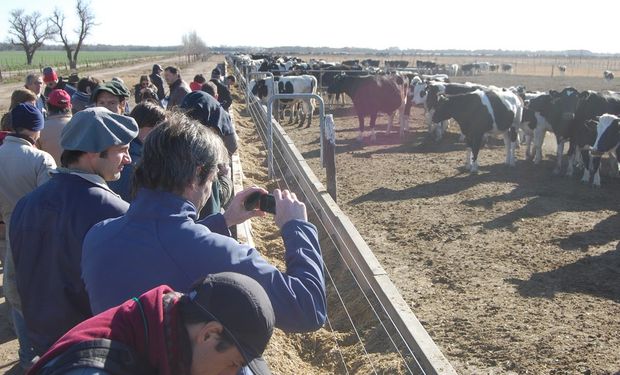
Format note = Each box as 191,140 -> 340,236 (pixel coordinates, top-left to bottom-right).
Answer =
232,58 -> 444,374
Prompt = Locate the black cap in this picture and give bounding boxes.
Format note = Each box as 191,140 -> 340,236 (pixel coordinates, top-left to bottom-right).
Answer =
153,64 -> 163,73
211,68 -> 221,78
189,272 -> 274,375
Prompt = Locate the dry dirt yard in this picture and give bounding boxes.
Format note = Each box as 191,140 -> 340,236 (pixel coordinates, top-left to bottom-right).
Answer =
1,54 -> 619,374
274,72 -> 620,374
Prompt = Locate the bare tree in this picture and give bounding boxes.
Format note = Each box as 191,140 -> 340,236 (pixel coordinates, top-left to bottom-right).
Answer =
7,9 -> 54,65
50,0 -> 96,69
181,31 -> 208,63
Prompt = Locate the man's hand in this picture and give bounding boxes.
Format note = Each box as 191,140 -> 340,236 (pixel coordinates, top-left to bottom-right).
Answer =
274,189 -> 307,229
222,186 -> 267,227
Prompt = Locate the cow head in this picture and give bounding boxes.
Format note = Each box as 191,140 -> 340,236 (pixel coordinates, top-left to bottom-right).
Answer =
251,79 -> 269,99
327,74 -> 347,95
431,95 -> 451,123
425,85 -> 442,110
592,115 -> 620,154
545,87 -> 580,135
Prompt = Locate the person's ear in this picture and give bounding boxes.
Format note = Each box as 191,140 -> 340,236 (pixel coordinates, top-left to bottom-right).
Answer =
198,321 -> 224,343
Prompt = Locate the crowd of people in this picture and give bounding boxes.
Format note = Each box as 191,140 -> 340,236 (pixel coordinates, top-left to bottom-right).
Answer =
0,63 -> 327,375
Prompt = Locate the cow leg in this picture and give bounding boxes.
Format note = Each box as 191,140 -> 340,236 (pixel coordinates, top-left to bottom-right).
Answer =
470,136 -> 483,173
581,150 -> 592,183
398,101 -> 406,138
608,152 -> 619,177
370,113 -> 378,142
402,101 -> 413,136
553,141 -> 565,175
566,144 -> 577,177
306,99 -> 314,127
503,132 -> 516,166
524,132 -> 533,160
533,127 -> 546,164
592,155 -> 602,187
387,112 -> 395,134
436,120 -> 449,141
425,110 -> 434,134
357,115 -> 365,142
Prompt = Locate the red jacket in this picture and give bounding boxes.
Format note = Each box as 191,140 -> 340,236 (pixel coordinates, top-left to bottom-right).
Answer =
28,285 -> 190,375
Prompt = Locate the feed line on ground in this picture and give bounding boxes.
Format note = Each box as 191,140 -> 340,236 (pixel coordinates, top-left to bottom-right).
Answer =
243,85 -> 425,374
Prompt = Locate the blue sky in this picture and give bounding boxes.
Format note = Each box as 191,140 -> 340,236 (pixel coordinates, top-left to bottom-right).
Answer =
0,0 -> 619,53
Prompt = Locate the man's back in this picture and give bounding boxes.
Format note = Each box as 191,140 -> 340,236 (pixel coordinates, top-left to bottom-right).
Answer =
82,188 -> 326,332
10,172 -> 128,354
38,113 -> 71,166
0,136 -> 55,221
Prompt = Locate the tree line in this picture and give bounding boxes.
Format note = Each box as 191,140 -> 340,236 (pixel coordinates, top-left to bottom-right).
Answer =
8,0 -> 95,69
6,0 -> 208,70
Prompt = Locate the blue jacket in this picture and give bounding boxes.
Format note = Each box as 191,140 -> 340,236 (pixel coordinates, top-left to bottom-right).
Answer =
10,172 -> 129,354
82,188 -> 326,332
107,138 -> 142,202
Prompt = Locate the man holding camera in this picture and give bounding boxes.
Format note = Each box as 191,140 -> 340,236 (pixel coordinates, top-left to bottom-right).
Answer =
81,112 -> 326,334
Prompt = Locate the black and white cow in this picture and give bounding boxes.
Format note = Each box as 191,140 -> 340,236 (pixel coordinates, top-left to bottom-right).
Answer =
525,87 -> 581,173
568,90 -> 620,175
250,75 -> 317,127
557,65 -> 567,75
407,81 -> 485,141
432,87 -> 523,173
580,114 -> 619,186
604,70 -> 614,81
327,74 -> 404,142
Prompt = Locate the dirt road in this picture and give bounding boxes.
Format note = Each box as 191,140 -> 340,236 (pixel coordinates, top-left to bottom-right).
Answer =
0,54 -> 224,112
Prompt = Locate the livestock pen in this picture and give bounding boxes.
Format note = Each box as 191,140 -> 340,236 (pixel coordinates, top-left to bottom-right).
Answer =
230,57 -> 457,374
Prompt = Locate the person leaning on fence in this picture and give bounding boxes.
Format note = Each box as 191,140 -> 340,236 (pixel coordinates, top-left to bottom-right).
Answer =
71,76 -> 101,114
80,112 -> 327,337
9,107 -> 138,356
226,74 -> 236,90
164,65 -> 191,110
180,91 -> 238,216
92,80 -> 132,115
24,73 -> 46,117
0,88 -> 38,132
210,68 -> 233,111
149,63 -> 166,103
108,101 -> 167,202
202,81 -> 219,99
190,73 -> 207,91
0,103 -> 56,371
37,89 -> 73,166
28,272 -> 275,375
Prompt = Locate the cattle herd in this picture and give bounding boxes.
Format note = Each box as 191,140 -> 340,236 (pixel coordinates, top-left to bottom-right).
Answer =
231,53 -> 620,187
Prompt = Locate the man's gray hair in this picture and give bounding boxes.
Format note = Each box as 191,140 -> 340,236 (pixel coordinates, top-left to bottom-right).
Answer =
133,112 -> 229,196
25,73 -> 41,86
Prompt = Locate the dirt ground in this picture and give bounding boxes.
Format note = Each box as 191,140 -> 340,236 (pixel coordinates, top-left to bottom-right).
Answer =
275,71 -> 620,374
2,54 -> 619,374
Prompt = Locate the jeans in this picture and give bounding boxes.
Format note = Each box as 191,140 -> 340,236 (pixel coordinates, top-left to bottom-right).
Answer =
11,307 -> 35,369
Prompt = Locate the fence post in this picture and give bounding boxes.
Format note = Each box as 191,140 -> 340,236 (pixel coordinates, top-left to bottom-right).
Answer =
324,114 -> 337,202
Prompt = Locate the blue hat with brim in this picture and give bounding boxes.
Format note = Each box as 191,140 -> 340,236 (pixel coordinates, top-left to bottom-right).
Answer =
60,107 -> 138,153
